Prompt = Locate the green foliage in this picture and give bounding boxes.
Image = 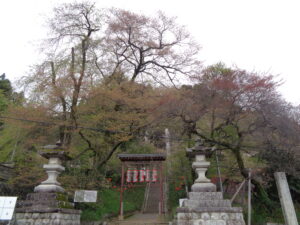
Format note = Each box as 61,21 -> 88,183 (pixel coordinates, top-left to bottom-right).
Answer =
0,91 -> 8,112
168,181 -> 186,215
7,157 -> 45,198
0,125 -> 21,162
79,187 -> 145,221
120,140 -> 156,154
202,62 -> 233,81
250,201 -> 285,224
228,196 -> 299,225
56,192 -> 69,201
0,74 -> 12,99
296,204 -> 300,221
167,149 -> 193,214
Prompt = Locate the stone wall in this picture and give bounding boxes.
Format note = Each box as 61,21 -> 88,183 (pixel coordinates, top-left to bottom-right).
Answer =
15,212 -> 80,225
175,175 -> 246,224
0,163 -> 14,194
177,211 -> 244,225
176,192 -> 245,225
0,164 -> 14,181
15,193 -> 81,225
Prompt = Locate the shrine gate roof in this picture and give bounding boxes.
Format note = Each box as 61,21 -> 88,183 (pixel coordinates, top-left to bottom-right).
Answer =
118,153 -> 166,161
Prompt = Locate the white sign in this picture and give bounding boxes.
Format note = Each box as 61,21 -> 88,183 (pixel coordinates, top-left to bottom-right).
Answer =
0,197 -> 17,221
179,198 -> 187,207
74,190 -> 97,203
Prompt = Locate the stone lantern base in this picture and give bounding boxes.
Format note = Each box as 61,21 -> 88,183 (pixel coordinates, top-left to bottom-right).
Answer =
176,192 -> 245,225
15,193 -> 81,225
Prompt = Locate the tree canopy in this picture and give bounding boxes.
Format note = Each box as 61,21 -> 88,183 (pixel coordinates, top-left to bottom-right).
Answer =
1,2 -> 300,222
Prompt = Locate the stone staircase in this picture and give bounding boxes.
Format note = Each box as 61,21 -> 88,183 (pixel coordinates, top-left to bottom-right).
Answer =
143,183 -> 161,213
108,213 -> 168,225
108,221 -> 168,225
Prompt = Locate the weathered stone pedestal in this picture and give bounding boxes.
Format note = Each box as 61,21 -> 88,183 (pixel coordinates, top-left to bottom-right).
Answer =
15,143 -> 81,225
15,192 -> 81,225
176,140 -> 245,225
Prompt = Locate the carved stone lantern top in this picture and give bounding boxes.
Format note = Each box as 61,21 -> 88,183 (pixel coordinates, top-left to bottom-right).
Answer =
186,138 -> 212,158
38,142 -> 71,161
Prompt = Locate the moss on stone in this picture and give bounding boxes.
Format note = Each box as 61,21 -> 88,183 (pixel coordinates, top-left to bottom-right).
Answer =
56,193 -> 68,202
58,201 -> 74,209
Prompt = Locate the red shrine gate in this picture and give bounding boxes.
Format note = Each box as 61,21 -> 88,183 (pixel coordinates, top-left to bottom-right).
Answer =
118,154 -> 166,219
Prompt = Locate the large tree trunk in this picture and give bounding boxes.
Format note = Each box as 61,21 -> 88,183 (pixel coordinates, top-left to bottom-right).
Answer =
232,147 -> 273,210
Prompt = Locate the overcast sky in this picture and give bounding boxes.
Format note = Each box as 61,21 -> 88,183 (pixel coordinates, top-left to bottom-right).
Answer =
1,0 -> 299,104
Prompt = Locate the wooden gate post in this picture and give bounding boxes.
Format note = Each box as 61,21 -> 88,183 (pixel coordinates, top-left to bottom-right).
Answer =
159,162 -> 164,214
119,162 -> 125,220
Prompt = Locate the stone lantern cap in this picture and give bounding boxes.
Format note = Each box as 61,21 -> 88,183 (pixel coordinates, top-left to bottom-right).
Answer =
38,142 -> 72,161
186,138 -> 212,158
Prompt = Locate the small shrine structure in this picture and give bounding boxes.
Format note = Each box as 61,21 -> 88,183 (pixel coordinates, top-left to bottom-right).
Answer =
118,153 -> 166,219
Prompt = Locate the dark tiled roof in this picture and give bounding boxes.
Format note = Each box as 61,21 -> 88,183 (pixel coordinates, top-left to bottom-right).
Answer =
118,153 -> 166,161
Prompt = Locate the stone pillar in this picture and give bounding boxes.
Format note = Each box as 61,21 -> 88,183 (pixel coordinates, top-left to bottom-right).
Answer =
191,154 -> 216,192
165,128 -> 171,156
274,172 -> 298,225
34,151 -> 66,193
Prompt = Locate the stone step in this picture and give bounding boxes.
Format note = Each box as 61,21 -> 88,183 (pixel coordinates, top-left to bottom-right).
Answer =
144,184 -> 161,213
108,223 -> 168,225
188,192 -> 223,200
17,200 -> 74,208
26,193 -> 59,201
183,199 -> 232,208
108,213 -> 168,225
177,218 -> 245,225
177,211 -> 245,221
225,220 -> 245,225
177,206 -> 244,213
18,200 -> 59,207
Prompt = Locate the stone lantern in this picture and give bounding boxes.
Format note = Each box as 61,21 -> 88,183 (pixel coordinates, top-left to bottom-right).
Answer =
186,138 -> 216,192
34,142 -> 71,193
15,142 -> 81,225
175,139 -> 246,225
